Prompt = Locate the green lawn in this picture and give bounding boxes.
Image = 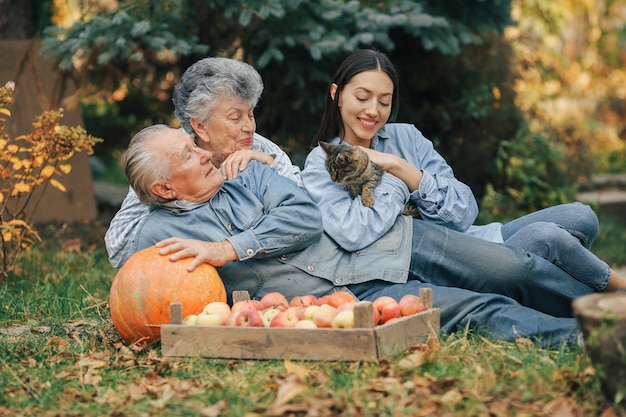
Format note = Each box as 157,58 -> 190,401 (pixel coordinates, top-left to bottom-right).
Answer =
0,213 -> 625,416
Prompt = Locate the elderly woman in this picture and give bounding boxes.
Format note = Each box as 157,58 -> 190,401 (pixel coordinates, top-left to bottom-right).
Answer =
105,57 -> 301,268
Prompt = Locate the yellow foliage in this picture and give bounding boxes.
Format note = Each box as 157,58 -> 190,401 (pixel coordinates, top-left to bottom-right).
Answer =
50,179 -> 66,192
40,165 -> 56,179
0,80 -> 102,279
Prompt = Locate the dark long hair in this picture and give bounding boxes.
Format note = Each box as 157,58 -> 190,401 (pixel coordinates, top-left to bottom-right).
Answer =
314,49 -> 400,145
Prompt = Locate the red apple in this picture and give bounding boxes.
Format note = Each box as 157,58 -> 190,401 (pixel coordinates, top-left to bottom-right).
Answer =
289,294 -> 317,308
293,319 -> 318,329
233,309 -> 264,327
269,308 -> 301,328
326,291 -> 357,308
399,294 -> 426,317
315,295 -> 330,306
259,292 -> 289,310
313,304 -> 337,328
331,310 -> 355,328
336,301 -> 357,313
231,299 -> 263,314
372,296 -> 401,324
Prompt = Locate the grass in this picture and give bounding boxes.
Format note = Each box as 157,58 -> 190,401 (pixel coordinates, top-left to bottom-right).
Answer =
0,212 -> 625,416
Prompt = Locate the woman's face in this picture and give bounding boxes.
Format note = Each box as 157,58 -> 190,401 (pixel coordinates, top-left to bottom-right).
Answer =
330,70 -> 394,146
193,96 -> 256,167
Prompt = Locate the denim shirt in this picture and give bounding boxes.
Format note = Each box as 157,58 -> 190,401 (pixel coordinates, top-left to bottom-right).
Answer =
104,132 -> 303,269
302,123 -> 479,251
130,162 -> 412,300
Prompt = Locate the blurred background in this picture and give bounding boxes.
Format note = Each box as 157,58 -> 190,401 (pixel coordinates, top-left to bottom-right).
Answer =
1,0 -> 625,263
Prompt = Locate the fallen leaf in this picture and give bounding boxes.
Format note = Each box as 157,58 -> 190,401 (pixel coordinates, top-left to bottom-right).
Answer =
397,351 -> 428,371
0,325 -> 29,336
200,400 -> 227,417
543,397 -> 576,417
273,374 -> 307,407
489,398 -> 511,416
284,359 -> 309,380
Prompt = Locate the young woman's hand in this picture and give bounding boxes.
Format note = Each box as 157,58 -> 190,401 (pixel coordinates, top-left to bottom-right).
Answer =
360,147 -> 423,192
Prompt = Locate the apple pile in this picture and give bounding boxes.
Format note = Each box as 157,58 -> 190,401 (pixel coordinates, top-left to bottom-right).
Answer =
182,291 -> 426,329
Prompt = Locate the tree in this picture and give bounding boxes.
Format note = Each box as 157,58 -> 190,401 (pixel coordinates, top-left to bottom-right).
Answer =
39,0 -> 516,194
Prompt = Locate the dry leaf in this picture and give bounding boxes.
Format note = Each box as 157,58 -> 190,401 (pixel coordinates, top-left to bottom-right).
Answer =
489,398 -> 511,416
273,374 -> 307,407
200,400 -> 228,417
397,351 -> 428,371
542,397 -> 576,417
284,358 -> 309,380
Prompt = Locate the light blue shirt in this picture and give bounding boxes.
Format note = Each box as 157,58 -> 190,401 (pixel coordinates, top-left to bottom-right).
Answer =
131,162 -> 412,299
302,123 -> 486,252
104,132 -> 303,268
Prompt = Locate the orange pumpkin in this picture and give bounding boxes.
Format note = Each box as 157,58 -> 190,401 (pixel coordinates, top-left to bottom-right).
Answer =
109,246 -> 227,346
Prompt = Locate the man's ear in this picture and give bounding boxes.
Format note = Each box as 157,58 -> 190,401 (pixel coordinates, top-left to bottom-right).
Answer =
151,182 -> 176,200
190,118 -> 207,142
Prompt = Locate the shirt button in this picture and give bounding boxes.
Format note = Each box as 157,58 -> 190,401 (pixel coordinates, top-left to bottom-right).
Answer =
228,224 -> 234,231
307,265 -> 314,272
280,255 -> 287,261
246,249 -> 254,256
334,278 -> 341,284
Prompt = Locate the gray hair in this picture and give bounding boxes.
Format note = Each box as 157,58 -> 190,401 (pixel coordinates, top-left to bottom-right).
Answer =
173,57 -> 264,139
123,124 -> 173,205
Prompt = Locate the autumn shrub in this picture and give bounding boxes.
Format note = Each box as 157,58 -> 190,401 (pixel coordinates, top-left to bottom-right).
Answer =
477,125 -> 578,223
0,81 -> 101,281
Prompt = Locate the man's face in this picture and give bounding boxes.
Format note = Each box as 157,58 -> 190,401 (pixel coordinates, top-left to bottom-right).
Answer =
155,129 -> 225,203
194,96 -> 256,167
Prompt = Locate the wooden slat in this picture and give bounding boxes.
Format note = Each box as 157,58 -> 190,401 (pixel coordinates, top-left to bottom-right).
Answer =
374,309 -> 440,358
161,326 -> 379,361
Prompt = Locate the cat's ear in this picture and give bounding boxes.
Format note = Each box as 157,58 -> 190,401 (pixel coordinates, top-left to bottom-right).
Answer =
319,141 -> 331,154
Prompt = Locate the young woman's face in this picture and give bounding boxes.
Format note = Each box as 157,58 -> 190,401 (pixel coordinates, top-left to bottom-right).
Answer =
331,69 -> 394,146
193,96 -> 256,167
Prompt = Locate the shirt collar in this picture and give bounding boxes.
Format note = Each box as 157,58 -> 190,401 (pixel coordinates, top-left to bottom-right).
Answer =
161,200 -> 204,211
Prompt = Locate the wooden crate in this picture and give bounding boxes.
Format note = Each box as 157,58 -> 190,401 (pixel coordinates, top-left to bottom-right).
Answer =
161,288 -> 440,361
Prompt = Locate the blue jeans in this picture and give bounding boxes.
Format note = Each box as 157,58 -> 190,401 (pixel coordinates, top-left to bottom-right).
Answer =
407,218 -> 597,318
349,280 -> 580,348
500,202 -> 610,291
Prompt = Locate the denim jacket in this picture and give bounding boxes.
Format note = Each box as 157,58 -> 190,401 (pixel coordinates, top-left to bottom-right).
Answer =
104,132 -> 303,269
302,123 -> 479,251
131,162 -> 412,300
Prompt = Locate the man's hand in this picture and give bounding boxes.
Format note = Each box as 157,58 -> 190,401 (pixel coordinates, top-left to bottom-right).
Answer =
220,150 -> 274,179
155,237 -> 238,271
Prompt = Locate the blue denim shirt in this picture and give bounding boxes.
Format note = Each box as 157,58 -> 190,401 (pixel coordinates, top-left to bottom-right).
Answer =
104,133 -> 303,268
131,162 -> 412,300
302,123 -> 479,252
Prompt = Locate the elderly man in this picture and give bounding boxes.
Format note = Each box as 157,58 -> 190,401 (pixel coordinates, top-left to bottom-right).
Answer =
122,124 -> 581,348
105,57 -> 301,268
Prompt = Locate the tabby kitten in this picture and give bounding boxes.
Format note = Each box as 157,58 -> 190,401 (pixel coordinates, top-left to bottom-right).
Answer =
319,141 -> 420,218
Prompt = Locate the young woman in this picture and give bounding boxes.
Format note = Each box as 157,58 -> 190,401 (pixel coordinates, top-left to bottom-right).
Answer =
302,49 -> 626,318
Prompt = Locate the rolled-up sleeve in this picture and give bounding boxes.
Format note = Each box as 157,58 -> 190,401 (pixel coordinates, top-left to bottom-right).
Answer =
225,162 -> 322,260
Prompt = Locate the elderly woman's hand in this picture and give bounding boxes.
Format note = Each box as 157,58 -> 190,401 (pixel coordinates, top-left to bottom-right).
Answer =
220,150 -> 274,180
155,237 -> 238,271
